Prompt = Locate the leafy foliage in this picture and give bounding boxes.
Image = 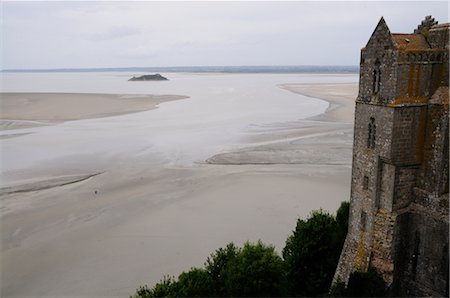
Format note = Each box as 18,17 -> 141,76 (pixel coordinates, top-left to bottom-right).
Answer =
205,243 -> 238,296
133,241 -> 286,297
132,276 -> 177,298
175,268 -> 214,297
133,201 -> 353,297
282,207 -> 347,296
221,241 -> 287,297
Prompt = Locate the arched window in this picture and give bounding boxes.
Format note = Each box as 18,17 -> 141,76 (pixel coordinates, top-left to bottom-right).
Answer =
367,117 -> 376,149
372,60 -> 381,94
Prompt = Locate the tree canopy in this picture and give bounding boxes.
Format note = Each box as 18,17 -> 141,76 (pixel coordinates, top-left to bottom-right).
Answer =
282,203 -> 349,296
132,201 -> 359,297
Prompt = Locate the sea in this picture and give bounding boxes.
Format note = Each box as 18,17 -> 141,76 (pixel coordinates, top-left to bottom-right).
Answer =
1,67 -> 358,296
2,65 -> 358,74
0,67 -> 358,181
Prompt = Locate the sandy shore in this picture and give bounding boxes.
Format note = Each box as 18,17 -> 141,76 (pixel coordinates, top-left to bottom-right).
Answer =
0,81 -> 358,297
207,83 -> 356,165
0,93 -> 188,130
280,83 -> 357,122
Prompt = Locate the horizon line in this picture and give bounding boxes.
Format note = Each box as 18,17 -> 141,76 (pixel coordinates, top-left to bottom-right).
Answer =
1,65 -> 359,73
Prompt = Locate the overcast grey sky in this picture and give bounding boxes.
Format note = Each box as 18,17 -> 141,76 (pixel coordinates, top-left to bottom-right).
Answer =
1,1 -> 448,69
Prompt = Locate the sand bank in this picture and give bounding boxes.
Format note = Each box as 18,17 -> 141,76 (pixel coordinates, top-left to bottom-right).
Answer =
0,93 -> 188,130
1,79 -> 358,297
207,83 -> 357,165
1,162 -> 350,296
279,83 -> 357,122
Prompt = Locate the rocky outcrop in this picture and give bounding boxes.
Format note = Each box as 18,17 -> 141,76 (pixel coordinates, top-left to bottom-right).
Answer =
128,74 -> 168,81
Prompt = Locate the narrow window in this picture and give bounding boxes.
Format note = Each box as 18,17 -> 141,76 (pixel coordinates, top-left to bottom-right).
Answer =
412,231 -> 420,280
442,244 -> 449,297
363,176 -> 369,190
372,60 -> 381,94
367,117 -> 376,149
360,211 -> 367,231
372,70 -> 378,93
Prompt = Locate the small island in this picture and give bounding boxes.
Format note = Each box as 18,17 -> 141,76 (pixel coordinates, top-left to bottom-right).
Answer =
128,74 -> 168,81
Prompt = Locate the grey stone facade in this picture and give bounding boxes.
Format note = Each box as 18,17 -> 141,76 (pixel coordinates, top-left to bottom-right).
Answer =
333,16 -> 449,296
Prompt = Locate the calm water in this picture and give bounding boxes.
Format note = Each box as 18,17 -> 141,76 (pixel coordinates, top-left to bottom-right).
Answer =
0,72 -> 358,182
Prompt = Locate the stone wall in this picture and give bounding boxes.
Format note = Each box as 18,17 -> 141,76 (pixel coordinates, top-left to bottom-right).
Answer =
396,63 -> 427,98
370,209 -> 395,283
391,106 -> 427,165
358,18 -> 398,105
417,101 -> 449,196
393,166 -> 417,210
333,17 -> 449,297
393,206 -> 449,297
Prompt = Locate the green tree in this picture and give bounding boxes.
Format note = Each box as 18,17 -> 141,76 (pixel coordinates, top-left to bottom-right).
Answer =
133,201 -> 351,297
283,202 -> 349,296
222,241 -> 287,297
133,241 -> 287,297
205,242 -> 238,296
132,276 -> 177,298
176,268 -> 214,297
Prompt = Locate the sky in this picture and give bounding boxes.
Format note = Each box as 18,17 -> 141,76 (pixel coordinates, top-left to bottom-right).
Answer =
1,1 -> 448,69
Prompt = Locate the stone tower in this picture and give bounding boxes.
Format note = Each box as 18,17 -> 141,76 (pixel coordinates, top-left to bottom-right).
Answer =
333,16 -> 449,296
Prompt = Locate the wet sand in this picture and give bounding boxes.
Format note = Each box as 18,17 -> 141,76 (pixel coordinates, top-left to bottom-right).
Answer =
0,82 -> 357,297
0,93 -> 188,130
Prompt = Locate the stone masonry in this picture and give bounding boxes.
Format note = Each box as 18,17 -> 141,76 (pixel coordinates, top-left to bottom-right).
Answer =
333,16 -> 449,296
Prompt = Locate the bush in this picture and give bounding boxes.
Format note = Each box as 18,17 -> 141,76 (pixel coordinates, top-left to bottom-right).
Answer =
133,241 -> 287,297
176,268 -> 214,297
205,243 -> 238,296
133,201 -> 351,297
282,202 -> 349,296
132,276 -> 177,298
221,241 -> 287,297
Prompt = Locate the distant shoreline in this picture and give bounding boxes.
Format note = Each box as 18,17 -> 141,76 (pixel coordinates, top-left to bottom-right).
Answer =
1,65 -> 358,74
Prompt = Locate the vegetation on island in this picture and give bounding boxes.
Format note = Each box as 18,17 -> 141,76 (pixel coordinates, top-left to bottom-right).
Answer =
132,201 -> 386,297
128,74 -> 168,81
